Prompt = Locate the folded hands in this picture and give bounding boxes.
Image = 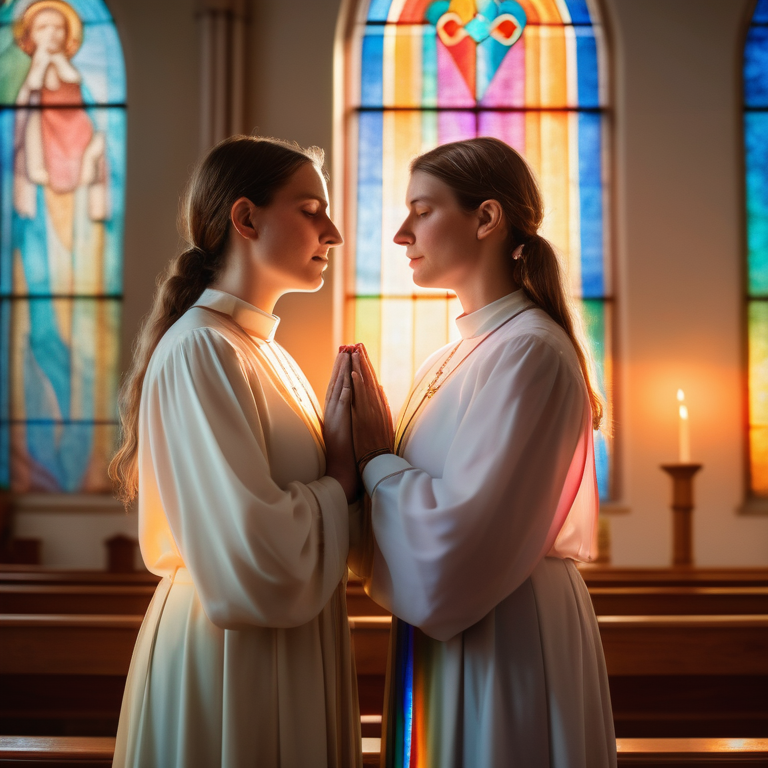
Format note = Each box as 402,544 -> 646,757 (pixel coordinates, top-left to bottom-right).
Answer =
323,344 -> 394,503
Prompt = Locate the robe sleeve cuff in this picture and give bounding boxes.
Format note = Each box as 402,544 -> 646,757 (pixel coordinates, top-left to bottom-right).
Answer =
362,453 -> 413,497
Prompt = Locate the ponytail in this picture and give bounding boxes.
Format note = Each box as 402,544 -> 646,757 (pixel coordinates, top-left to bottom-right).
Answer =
515,234 -> 604,430
109,135 -> 324,503
411,137 -> 605,431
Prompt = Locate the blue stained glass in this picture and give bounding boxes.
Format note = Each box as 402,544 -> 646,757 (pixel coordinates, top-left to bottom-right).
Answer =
361,27 -> 385,107
564,0 -> 592,24
356,112 -> 384,294
746,112 -> 768,295
755,0 -> 768,24
0,109 -> 13,295
578,112 -> 604,298
70,23 -> 126,104
367,0 -> 393,22
745,25 -> 768,108
0,301 -> 8,488
422,25 -> 438,106
0,0 -> 125,492
581,299 -> 609,499
575,27 -> 599,108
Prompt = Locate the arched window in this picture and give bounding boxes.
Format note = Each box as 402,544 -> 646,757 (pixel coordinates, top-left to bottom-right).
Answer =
0,0 -> 126,492
342,0 -> 612,497
745,0 -> 768,500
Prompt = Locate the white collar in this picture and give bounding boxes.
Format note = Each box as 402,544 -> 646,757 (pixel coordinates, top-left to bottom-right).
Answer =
455,290 -> 534,340
192,288 -> 280,342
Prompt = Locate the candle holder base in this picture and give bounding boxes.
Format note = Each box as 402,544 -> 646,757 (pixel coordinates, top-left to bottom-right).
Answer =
660,463 -> 702,567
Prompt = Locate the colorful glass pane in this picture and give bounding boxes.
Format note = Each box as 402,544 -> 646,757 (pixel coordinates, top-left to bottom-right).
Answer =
0,0 -> 125,492
745,4 -> 768,497
347,0 -> 611,497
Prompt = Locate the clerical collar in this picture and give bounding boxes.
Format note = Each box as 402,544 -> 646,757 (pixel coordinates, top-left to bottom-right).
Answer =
193,288 -> 280,342
455,290 -> 534,340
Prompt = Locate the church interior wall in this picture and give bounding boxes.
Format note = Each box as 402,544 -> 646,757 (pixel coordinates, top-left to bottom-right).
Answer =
12,0 -> 768,568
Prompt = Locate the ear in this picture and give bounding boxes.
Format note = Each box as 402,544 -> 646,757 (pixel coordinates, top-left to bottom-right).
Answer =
230,197 -> 259,240
476,199 -> 505,241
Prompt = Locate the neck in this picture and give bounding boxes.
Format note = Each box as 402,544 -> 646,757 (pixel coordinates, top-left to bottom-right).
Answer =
212,241 -> 282,315
213,275 -> 281,316
453,257 -> 519,315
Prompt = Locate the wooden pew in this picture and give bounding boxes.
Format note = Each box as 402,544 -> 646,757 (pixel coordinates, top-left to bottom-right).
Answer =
0,586 -> 155,615
1,736 -> 767,766
578,566 -> 768,589
2,612 -> 766,737
589,587 -> 768,615
0,568 -> 160,587
350,578 -> 768,617
2,580 -> 765,619
4,568 -> 765,617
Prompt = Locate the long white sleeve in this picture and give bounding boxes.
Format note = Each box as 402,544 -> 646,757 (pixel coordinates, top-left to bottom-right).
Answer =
139,327 -> 348,630
361,331 -> 591,641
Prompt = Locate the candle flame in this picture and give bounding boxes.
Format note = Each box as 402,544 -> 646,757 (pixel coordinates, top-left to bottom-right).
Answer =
677,389 -> 685,402
679,404 -> 688,420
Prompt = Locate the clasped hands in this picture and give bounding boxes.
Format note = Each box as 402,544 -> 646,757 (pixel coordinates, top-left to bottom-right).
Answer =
323,344 -> 394,503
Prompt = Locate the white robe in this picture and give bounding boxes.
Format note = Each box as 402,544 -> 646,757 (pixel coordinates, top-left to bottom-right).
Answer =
114,289 -> 361,768
351,290 -> 616,768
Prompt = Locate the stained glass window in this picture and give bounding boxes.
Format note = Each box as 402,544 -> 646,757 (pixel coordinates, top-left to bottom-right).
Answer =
344,0 -> 612,497
745,0 -> 768,498
0,0 -> 125,492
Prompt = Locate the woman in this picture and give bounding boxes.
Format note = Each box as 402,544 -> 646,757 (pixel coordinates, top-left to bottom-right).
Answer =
339,137 -> 616,767
109,136 -> 361,767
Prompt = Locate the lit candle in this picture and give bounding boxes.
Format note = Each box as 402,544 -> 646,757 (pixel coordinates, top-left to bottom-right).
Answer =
677,389 -> 690,463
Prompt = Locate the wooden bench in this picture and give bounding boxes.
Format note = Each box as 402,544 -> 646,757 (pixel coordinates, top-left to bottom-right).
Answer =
0,586 -> 156,616
2,603 -> 767,737
590,587 -> 768,616
1,736 -> 766,766
2,580 -> 765,619
578,566 -> 768,589
4,568 -> 765,617
349,579 -> 768,617
0,568 -> 160,587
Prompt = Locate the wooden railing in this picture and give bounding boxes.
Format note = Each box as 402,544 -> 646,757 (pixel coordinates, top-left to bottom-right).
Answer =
1,736 -> 767,766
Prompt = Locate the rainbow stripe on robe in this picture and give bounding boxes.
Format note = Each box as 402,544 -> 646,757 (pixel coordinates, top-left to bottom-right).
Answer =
383,619 -> 435,768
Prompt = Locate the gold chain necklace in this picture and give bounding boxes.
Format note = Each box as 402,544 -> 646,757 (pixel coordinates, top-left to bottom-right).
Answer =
396,308 -> 534,453
424,341 -> 462,399
203,307 -> 326,446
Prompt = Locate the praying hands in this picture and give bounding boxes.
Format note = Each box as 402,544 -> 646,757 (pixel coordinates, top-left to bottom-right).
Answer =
324,343 -> 394,490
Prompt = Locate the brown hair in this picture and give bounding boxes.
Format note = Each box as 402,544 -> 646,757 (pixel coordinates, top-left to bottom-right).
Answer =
109,135 -> 324,503
411,137 -> 604,430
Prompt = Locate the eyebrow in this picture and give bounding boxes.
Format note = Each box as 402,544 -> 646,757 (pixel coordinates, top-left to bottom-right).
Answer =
408,197 -> 434,206
295,194 -> 328,206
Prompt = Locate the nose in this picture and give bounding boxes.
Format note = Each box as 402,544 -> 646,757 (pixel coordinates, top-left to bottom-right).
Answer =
324,215 -> 344,247
393,219 -> 413,246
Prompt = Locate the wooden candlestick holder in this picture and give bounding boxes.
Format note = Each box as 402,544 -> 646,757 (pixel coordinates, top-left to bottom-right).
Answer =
660,463 -> 702,567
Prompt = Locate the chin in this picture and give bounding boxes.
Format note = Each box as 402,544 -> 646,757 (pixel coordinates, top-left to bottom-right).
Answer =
300,275 -> 325,293
411,270 -> 438,289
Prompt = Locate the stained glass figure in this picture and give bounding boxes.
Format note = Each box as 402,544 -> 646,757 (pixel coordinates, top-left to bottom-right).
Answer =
745,0 -> 768,497
0,0 -> 125,492
345,0 -> 612,498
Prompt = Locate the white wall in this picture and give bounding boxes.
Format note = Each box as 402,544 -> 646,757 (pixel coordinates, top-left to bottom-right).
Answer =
606,0 -> 768,565
13,0 -> 768,567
